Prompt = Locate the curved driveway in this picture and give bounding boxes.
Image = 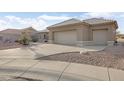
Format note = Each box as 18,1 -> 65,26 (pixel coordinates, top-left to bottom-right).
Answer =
0,43 -> 116,81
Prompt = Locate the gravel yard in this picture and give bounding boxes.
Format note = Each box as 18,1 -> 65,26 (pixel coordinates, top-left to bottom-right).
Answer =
0,42 -> 23,50
38,45 -> 124,70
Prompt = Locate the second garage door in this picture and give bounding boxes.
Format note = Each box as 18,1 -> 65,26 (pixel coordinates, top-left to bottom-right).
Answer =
54,31 -> 77,45
93,30 -> 107,45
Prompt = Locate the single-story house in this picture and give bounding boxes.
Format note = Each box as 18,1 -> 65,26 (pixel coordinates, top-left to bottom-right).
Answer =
47,18 -> 118,46
116,34 -> 124,39
34,29 -> 49,42
0,27 -> 38,43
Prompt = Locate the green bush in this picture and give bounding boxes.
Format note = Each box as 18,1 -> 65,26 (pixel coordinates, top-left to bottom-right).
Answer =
19,32 -> 31,45
21,37 -> 29,45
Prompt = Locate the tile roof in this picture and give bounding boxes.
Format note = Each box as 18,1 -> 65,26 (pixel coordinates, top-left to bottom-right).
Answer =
48,18 -> 81,28
0,29 -> 21,34
0,27 -> 38,35
83,18 -> 116,25
48,18 -> 117,28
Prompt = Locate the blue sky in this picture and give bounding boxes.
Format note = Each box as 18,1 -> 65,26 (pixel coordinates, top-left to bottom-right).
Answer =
0,12 -> 124,33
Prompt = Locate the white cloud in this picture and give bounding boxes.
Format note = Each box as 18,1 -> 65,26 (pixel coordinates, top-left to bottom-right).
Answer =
1,13 -> 121,31
81,12 -> 115,19
0,20 -> 7,25
38,14 -> 71,20
5,16 -> 21,22
0,15 -> 49,31
0,19 -> 10,30
0,14 -> 73,31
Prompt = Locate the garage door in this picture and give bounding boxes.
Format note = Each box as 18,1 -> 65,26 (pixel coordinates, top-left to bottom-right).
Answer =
93,30 -> 107,45
54,31 -> 77,45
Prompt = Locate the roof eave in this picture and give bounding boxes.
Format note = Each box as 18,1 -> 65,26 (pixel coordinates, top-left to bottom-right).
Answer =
47,22 -> 89,29
90,21 -> 118,29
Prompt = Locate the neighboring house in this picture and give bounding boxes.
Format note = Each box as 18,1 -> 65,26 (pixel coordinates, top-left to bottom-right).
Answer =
0,27 -> 38,43
47,18 -> 118,46
0,29 -> 21,43
34,29 -> 49,42
116,34 -> 124,39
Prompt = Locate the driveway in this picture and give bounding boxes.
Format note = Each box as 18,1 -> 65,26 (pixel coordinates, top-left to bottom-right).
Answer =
0,43 -> 108,81
0,43 -> 106,59
28,43 -> 106,58
0,47 -> 35,59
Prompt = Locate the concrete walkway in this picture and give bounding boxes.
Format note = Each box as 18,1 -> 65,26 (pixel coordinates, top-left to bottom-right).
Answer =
0,59 -> 123,81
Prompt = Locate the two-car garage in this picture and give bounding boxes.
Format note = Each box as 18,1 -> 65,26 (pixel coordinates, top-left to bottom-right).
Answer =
48,18 -> 117,46
53,30 -> 108,46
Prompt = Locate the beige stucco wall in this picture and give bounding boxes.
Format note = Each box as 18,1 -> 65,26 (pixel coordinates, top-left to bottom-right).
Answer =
77,25 -> 90,41
36,32 -> 49,42
48,31 -> 54,43
48,23 -> 90,44
48,22 -> 117,46
90,24 -> 116,41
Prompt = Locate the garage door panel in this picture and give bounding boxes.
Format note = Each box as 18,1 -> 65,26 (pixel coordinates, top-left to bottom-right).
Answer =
93,30 -> 107,45
54,31 -> 77,45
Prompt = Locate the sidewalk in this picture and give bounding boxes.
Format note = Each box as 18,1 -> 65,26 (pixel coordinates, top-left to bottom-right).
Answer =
0,59 -> 123,81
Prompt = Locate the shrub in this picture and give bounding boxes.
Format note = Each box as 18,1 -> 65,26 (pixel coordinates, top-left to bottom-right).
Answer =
19,32 -> 31,45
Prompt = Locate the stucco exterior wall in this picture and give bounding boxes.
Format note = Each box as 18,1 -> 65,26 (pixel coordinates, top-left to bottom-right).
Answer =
77,25 -> 90,41
90,24 -> 116,41
36,32 -> 49,42
48,31 -> 54,43
107,24 -> 116,41
48,21 -> 117,46
48,23 -> 90,44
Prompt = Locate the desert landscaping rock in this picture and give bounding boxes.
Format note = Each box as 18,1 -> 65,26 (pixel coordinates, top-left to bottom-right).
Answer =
0,42 -> 23,50
38,45 -> 124,71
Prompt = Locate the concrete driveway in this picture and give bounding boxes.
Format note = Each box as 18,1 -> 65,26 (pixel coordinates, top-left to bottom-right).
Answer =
0,43 -> 110,81
0,47 -> 35,59
28,43 -> 106,58
0,43 -> 106,59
